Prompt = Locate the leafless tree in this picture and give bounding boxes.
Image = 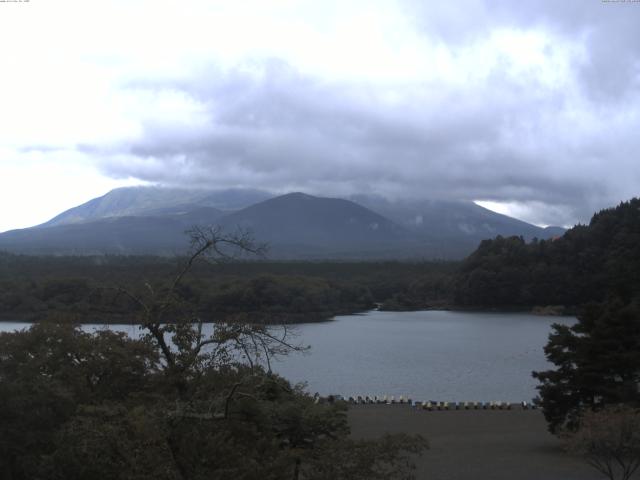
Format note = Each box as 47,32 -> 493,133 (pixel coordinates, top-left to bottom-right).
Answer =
112,226 -> 307,394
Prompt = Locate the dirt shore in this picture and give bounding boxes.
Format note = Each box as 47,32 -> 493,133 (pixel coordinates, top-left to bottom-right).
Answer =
348,405 -> 607,480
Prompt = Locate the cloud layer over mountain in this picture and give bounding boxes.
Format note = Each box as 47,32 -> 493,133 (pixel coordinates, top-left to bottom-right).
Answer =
2,0 -> 639,229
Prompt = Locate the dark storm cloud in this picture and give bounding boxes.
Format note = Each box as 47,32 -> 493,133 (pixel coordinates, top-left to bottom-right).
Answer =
96,2 -> 640,227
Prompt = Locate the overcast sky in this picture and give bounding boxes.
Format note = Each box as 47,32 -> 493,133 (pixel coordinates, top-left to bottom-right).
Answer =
1,0 -> 639,232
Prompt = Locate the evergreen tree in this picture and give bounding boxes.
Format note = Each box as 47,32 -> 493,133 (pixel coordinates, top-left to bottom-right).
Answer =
533,298 -> 640,433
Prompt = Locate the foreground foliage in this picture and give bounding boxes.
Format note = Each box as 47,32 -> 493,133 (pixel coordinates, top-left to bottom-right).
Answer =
0,229 -> 426,479
1,323 -> 424,479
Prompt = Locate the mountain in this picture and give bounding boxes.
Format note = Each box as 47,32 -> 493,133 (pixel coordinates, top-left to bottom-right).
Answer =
198,189 -> 274,211
0,207 -> 225,255
217,192 -> 416,258
0,187 -> 565,259
350,195 -> 565,249
1,192 -> 415,257
41,186 -> 273,227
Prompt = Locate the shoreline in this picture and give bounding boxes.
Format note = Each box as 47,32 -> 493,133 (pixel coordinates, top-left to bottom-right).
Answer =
0,304 -> 577,325
381,304 -> 577,317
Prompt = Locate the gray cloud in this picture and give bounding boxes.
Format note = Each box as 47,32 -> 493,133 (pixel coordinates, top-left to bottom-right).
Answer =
407,0 -> 640,96
92,1 -> 640,227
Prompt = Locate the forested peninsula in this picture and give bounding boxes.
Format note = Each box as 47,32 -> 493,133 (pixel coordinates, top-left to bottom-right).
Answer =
454,197 -> 640,311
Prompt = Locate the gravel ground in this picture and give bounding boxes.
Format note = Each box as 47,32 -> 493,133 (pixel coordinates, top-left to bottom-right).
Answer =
348,405 -> 609,480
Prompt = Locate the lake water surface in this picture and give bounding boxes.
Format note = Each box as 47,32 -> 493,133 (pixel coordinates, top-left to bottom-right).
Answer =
1,310 -> 573,402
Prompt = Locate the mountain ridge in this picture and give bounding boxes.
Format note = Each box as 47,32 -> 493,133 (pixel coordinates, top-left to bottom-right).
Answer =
0,188 -> 566,259
40,186 -> 273,228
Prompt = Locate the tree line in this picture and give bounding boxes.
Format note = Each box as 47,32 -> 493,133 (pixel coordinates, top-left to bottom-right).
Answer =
454,199 -> 640,309
0,252 -> 455,323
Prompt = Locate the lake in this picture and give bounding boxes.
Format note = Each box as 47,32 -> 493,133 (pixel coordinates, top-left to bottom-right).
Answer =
0,310 -> 572,402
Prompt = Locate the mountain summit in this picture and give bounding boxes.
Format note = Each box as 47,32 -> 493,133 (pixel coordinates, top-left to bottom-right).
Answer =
217,192 -> 411,258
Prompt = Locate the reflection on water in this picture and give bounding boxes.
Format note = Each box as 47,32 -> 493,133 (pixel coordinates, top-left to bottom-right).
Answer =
0,310 -> 573,402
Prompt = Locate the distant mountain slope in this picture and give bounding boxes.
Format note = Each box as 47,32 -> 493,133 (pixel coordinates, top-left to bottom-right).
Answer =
0,193 -> 417,258
541,226 -> 567,238
350,195 -> 565,242
41,186 -> 273,227
40,187 -> 208,227
0,208 -> 224,255
0,188 -> 566,259
198,189 -> 274,211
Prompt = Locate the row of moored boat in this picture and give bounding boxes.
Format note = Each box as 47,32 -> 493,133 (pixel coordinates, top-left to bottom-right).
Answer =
317,395 -> 537,410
